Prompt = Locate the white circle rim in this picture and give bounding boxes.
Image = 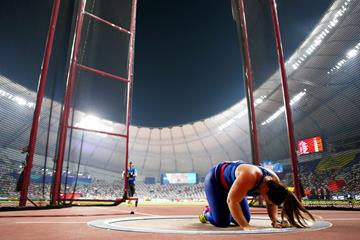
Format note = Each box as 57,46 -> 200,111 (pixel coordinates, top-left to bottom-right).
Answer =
88,215 -> 332,235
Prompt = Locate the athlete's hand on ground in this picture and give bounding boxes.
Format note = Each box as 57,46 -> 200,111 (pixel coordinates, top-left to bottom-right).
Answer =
242,225 -> 258,230
272,220 -> 290,228
271,222 -> 284,228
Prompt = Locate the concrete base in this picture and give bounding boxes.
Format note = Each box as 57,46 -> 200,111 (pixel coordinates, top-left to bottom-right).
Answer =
88,215 -> 332,235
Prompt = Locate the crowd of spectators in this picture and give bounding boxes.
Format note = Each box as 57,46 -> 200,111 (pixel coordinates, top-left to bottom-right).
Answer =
0,164 -> 206,201
298,151 -> 360,200
1,150 -> 360,203
344,163 -> 360,193
70,179 -> 206,201
136,182 -> 205,201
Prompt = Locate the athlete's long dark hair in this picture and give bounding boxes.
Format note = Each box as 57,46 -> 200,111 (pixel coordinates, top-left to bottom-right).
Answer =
266,180 -> 315,228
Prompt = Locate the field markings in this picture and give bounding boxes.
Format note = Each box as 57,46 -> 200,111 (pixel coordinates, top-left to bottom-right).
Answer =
94,206 -> 160,216
16,221 -> 86,224
324,218 -> 360,221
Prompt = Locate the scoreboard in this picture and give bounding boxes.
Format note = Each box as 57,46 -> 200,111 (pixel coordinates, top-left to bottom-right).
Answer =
161,172 -> 197,184
297,136 -> 324,155
261,160 -> 284,173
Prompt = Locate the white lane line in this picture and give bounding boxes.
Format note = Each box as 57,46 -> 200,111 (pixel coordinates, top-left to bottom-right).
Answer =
324,218 -> 360,221
113,210 -> 159,217
94,207 -> 159,216
16,221 -> 86,224
132,212 -> 159,216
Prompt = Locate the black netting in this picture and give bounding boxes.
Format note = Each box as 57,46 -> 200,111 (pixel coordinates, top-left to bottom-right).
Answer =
233,0 -> 360,208
1,0 -> 359,209
0,0 -> 134,208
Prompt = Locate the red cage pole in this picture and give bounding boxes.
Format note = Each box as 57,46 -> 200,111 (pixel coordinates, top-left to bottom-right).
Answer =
19,0 -> 62,207
68,125 -> 128,138
123,0 -> 138,196
269,0 -> 301,198
51,0 -> 86,205
76,63 -> 130,83
236,0 -> 260,165
83,12 -> 131,34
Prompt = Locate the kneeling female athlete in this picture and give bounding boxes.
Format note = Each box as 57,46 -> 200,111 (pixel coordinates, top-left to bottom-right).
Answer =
199,160 -> 314,229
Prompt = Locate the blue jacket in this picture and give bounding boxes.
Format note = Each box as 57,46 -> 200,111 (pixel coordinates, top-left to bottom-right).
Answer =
127,167 -> 137,185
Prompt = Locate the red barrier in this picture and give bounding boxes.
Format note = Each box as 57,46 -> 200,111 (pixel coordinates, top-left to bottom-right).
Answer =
328,180 -> 346,192
60,192 -> 83,200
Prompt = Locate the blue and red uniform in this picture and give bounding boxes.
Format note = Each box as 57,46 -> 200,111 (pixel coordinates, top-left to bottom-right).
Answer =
204,160 -> 273,227
127,167 -> 137,197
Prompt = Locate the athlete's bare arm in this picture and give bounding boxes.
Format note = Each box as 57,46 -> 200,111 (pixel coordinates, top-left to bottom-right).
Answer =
266,201 -> 279,226
258,174 -> 283,228
227,165 -> 258,229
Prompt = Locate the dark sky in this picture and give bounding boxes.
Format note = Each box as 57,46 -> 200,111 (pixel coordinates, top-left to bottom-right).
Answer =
0,0 -> 331,128
132,0 -> 331,127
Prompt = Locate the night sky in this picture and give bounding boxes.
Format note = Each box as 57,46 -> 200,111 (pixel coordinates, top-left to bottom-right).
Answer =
0,0 -> 330,127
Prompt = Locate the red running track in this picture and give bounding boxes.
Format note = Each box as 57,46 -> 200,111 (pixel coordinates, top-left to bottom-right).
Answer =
0,205 -> 359,240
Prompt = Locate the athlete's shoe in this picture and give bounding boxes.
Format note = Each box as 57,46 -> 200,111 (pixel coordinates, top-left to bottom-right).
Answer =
199,205 -> 210,224
199,213 -> 207,223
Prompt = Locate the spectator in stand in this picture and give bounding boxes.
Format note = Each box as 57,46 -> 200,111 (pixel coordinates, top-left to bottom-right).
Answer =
15,163 -> 25,192
325,187 -> 331,200
299,180 -> 306,199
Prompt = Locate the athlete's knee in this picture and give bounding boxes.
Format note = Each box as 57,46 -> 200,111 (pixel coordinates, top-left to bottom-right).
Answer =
213,220 -> 230,227
245,213 -> 251,223
211,217 -> 231,227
